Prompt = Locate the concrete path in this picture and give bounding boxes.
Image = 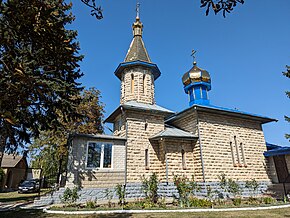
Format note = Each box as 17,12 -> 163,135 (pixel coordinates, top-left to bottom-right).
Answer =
43,203 -> 290,215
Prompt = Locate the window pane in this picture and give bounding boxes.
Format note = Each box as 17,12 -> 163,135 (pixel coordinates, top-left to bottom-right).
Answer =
87,142 -> 101,168
103,144 -> 112,168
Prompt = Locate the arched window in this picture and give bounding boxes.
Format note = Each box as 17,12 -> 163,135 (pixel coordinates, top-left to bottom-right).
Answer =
145,149 -> 149,169
143,74 -> 146,94
181,149 -> 186,170
131,74 -> 134,93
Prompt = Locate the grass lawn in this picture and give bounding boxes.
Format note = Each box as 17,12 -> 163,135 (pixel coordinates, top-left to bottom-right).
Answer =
0,189 -> 51,203
2,207 -> 290,218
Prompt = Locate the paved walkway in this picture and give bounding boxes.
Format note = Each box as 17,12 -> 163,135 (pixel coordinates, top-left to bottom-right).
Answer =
0,201 -> 45,211
43,203 -> 290,215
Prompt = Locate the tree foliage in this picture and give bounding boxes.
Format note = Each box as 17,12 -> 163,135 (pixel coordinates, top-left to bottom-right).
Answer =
283,66 -> 290,141
80,0 -> 103,19
0,0 -> 83,164
30,87 -> 104,182
200,0 -> 245,17
81,0 -> 244,20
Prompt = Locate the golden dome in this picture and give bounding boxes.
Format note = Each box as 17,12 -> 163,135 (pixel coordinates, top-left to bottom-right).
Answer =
182,63 -> 211,86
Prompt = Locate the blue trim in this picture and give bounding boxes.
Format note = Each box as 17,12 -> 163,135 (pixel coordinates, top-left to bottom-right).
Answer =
264,142 -> 290,157
184,81 -> 211,106
114,60 -> 161,80
194,104 -> 276,121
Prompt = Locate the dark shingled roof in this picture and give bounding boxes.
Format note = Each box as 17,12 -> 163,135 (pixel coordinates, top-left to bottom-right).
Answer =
124,35 -> 151,63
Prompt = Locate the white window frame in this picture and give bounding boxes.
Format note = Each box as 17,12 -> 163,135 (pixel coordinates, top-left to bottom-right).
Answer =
85,141 -> 114,170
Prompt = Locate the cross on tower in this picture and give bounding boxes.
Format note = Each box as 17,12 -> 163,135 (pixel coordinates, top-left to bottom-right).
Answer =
136,1 -> 140,19
191,49 -> 197,65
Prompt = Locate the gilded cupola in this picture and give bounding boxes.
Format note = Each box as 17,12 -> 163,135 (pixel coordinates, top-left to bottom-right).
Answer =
182,62 -> 211,86
182,51 -> 212,106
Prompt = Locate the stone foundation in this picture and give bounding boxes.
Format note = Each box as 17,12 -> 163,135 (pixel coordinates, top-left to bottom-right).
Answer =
33,181 -> 271,206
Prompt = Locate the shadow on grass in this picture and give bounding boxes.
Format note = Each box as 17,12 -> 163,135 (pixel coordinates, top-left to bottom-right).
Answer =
0,195 -> 36,203
1,209 -> 136,218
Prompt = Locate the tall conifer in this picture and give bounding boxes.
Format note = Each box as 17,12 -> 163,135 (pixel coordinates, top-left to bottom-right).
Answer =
0,0 -> 83,164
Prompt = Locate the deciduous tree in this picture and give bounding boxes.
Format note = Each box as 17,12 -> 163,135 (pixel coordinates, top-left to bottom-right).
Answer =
30,88 -> 104,183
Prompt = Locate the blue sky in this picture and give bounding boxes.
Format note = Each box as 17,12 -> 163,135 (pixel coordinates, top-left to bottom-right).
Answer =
70,0 -> 290,146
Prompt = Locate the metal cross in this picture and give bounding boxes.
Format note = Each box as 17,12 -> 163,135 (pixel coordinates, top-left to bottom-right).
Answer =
191,49 -> 197,65
136,1 -> 140,18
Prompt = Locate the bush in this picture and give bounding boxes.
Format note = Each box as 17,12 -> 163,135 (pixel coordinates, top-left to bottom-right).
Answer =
227,179 -> 241,198
85,199 -> 98,208
115,184 -> 126,206
60,187 -> 80,205
245,179 -> 259,198
141,173 -> 158,204
189,197 -> 212,208
173,175 -> 200,208
263,196 -> 276,204
232,197 -> 242,206
103,188 -> 113,207
0,168 -> 4,190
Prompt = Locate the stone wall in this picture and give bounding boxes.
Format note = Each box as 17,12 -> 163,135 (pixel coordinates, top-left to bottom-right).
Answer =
66,136 -> 126,188
197,111 -> 271,182
162,139 -> 196,182
33,181 -> 271,206
266,156 -> 279,183
120,67 -> 155,104
125,110 -> 165,182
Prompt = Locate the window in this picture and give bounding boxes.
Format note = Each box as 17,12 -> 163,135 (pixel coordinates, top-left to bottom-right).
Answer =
181,149 -> 186,169
86,142 -> 112,169
143,74 -> 146,93
230,136 -> 246,167
145,149 -> 149,169
131,74 -> 134,93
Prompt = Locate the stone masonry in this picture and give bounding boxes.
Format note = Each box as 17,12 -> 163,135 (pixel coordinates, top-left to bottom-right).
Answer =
120,67 -> 155,105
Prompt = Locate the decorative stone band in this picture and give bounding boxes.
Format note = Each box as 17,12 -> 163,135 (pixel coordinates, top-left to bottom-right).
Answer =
33,181 -> 272,206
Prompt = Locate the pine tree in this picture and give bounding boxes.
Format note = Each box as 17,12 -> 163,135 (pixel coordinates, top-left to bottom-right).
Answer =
0,0 -> 83,165
283,66 -> 290,141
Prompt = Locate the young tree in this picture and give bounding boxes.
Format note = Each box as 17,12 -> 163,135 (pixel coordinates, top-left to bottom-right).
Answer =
0,0 -> 83,165
283,66 -> 290,141
30,87 -> 104,183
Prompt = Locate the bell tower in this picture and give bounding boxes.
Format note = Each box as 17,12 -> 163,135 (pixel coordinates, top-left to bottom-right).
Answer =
114,4 -> 161,105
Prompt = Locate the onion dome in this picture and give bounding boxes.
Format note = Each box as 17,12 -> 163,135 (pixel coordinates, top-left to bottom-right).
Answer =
182,62 -> 211,86
182,60 -> 212,106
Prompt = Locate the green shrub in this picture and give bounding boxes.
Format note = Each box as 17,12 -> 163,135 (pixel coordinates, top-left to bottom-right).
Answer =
189,197 -> 212,208
60,187 -> 80,205
0,167 -> 4,190
245,179 -> 259,197
263,196 -> 276,204
103,188 -> 113,207
173,174 -> 200,207
115,184 -> 126,206
141,172 -> 158,204
227,179 -> 241,198
246,196 -> 259,205
85,199 -> 98,208
232,197 -> 242,206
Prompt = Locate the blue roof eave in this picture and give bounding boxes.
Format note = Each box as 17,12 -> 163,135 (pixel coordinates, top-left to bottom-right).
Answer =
114,61 -> 161,80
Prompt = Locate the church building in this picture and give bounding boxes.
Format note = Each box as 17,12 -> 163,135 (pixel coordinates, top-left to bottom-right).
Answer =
63,12 -> 279,201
